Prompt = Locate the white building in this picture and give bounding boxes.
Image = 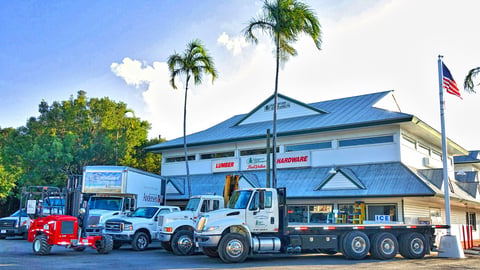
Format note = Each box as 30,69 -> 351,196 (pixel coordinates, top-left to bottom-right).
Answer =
147,91 -> 480,241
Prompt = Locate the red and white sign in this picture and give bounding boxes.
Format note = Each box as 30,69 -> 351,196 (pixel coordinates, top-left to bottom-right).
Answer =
276,152 -> 310,169
212,158 -> 239,173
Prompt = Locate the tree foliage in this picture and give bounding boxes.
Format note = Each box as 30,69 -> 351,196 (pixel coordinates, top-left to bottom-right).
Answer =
243,0 -> 322,187
464,67 -> 480,93
0,91 -> 163,207
168,39 -> 217,197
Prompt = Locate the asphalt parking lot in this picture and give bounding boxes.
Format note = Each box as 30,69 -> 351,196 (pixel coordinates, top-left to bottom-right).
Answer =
1,236 -> 480,270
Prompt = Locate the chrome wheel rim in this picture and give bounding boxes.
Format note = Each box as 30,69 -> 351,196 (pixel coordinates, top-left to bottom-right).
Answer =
226,239 -> 244,258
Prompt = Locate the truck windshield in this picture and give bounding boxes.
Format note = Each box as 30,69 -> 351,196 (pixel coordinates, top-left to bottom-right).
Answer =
131,207 -> 157,218
227,190 -> 252,209
185,198 -> 200,211
88,197 -> 122,211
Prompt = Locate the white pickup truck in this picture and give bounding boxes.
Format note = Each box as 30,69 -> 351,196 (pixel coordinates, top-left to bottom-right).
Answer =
104,205 -> 180,250
158,194 -> 225,255
0,209 -> 30,239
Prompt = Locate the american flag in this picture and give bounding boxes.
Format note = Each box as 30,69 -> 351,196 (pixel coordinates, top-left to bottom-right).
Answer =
442,63 -> 462,99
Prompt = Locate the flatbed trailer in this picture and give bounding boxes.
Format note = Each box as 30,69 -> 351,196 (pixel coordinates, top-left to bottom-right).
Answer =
195,187 -> 449,263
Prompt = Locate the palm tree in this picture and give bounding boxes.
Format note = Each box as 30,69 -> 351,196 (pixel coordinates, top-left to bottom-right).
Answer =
464,67 -> 480,93
243,0 -> 322,188
168,39 -> 217,197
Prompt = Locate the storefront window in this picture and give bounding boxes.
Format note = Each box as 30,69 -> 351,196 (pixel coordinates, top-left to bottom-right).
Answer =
367,204 -> 397,222
288,206 -> 308,223
309,205 -> 333,223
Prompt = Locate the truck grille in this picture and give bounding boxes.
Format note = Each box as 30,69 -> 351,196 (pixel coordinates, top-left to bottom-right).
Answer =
0,220 -> 16,228
105,221 -> 122,232
88,215 -> 100,226
61,221 -> 75,235
157,216 -> 164,227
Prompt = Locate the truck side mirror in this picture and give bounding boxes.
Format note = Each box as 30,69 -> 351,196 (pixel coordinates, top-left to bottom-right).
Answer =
259,190 -> 265,210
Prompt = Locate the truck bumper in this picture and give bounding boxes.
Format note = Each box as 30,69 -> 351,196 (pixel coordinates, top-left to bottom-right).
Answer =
106,233 -> 134,242
195,233 -> 222,247
158,232 -> 172,242
0,226 -> 27,237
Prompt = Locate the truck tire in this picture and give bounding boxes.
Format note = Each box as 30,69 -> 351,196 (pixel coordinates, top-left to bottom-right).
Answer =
171,230 -> 195,256
399,232 -> 426,259
32,234 -> 51,255
132,232 -> 150,251
218,233 -> 249,263
161,241 -> 173,252
342,231 -> 370,260
202,247 -> 219,258
96,235 -> 113,254
370,232 -> 398,260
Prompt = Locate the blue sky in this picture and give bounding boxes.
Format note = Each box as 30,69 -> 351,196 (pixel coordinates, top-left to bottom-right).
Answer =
2,0 -> 480,150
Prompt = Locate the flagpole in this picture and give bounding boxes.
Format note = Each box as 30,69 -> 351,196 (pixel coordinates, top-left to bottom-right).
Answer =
437,56 -> 464,258
437,55 -> 452,235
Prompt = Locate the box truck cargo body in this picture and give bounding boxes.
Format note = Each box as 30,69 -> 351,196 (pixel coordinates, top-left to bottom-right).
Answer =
82,166 -> 166,234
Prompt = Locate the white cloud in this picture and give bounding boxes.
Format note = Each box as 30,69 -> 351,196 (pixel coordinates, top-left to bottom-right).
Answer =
111,57 -> 185,140
217,32 -> 249,55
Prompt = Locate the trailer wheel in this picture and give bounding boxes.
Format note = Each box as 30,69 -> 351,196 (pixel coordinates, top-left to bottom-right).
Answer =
132,232 -> 149,251
161,241 -> 172,252
370,232 -> 398,260
218,233 -> 249,263
32,234 -> 51,255
96,235 -> 113,254
342,231 -> 370,260
171,230 -> 195,256
399,232 -> 426,259
202,247 -> 219,258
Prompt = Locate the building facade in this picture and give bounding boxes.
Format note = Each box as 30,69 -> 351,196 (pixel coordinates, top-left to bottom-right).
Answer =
147,91 -> 480,241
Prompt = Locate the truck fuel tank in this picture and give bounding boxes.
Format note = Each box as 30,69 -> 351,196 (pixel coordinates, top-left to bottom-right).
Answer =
252,236 -> 282,253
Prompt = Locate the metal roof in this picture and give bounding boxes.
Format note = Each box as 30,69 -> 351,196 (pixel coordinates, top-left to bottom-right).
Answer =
163,162 -> 436,200
414,168 -> 479,201
146,91 -> 414,152
454,151 -> 480,164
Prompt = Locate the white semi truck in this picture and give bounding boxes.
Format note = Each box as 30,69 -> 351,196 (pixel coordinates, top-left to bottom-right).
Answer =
195,187 -> 449,263
82,166 -> 166,235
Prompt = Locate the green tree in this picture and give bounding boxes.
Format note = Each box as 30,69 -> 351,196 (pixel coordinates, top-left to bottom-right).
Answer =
167,39 -> 217,197
464,67 -> 480,93
243,0 -> 322,187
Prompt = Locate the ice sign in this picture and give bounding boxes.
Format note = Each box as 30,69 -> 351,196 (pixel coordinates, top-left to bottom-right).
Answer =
375,215 -> 390,222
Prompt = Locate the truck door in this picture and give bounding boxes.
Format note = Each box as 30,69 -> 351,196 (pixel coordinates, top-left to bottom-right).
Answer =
245,190 -> 278,233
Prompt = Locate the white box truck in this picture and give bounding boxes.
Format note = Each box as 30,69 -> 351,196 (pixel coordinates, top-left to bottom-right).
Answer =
82,166 -> 166,235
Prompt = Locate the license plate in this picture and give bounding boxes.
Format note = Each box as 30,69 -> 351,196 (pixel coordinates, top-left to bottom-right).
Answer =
0,230 -> 6,233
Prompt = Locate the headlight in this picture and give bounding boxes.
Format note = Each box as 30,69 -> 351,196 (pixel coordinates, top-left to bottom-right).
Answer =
123,224 -> 133,231
196,216 -> 207,232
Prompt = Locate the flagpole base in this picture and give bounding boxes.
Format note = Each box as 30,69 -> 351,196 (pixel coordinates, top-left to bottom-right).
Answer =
437,235 -> 465,258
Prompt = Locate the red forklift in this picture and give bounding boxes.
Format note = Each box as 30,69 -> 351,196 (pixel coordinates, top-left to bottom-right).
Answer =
25,186 -> 113,255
